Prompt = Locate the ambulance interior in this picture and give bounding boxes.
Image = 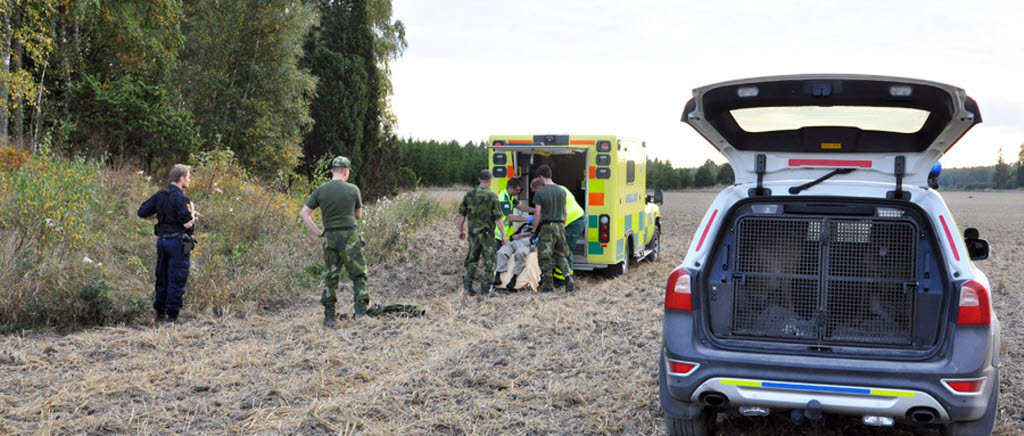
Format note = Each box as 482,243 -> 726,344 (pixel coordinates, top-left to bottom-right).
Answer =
509,150 -> 588,249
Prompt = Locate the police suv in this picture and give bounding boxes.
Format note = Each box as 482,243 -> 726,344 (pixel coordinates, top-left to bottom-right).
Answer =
660,75 -> 999,435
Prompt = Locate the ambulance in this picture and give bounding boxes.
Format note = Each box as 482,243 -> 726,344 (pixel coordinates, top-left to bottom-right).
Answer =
488,134 -> 662,275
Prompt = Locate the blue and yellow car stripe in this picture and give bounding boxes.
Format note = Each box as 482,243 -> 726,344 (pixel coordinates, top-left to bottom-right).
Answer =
720,379 -> 915,398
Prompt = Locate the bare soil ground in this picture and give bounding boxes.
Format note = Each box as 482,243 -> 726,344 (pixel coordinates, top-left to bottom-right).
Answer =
0,190 -> 1021,435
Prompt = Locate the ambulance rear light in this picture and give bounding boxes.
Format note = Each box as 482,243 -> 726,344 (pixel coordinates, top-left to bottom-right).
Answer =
597,141 -> 612,152
598,214 -> 610,243
665,268 -> 692,311
956,280 -> 991,325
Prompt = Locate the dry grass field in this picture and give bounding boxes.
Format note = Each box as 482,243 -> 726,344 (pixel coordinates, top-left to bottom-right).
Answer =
0,190 -> 1021,435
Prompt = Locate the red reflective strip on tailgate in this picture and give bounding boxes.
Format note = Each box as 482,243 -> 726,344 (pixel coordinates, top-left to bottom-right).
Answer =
789,159 -> 872,168
570,140 -> 596,145
695,209 -> 718,252
940,215 -> 960,261
508,139 -> 532,144
589,166 -> 596,179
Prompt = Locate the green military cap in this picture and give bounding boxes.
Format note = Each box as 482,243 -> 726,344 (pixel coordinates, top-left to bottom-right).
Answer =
332,156 -> 351,168
479,169 -> 492,180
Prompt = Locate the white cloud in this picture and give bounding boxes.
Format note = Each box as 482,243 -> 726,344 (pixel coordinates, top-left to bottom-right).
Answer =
391,0 -> 1024,167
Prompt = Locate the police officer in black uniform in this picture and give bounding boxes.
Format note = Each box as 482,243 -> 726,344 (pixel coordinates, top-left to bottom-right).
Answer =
138,164 -> 196,323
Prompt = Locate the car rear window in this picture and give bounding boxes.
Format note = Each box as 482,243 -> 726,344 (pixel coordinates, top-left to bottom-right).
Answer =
730,106 -> 930,134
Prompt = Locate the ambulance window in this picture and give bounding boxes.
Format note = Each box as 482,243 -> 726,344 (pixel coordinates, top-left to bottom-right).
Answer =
627,160 -> 636,184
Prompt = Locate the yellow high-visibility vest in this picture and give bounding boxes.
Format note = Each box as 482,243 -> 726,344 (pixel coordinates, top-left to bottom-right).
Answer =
561,185 -> 584,224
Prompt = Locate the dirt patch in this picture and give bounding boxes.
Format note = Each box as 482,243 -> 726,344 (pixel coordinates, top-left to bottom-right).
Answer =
0,190 -> 1020,435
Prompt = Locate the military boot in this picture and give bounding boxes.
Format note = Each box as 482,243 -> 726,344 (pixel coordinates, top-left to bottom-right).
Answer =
323,307 -> 336,328
166,309 -> 180,323
565,275 -> 576,292
507,274 -> 518,291
354,302 -> 367,320
464,283 -> 476,296
155,311 -> 168,324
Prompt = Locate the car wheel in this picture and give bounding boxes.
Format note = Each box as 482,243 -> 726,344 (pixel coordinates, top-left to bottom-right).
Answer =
605,238 -> 634,277
660,352 -> 715,436
647,226 -> 660,262
942,373 -> 998,436
666,412 -> 714,436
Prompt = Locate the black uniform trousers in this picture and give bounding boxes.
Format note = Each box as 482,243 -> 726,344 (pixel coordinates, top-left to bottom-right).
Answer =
154,236 -> 190,317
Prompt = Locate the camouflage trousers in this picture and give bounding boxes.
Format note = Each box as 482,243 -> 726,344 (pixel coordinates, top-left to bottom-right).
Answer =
322,229 -> 369,315
464,232 -> 497,289
555,218 -> 586,279
538,223 -> 571,290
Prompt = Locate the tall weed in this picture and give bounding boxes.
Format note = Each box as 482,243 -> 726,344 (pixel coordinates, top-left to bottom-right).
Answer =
0,149 -> 451,331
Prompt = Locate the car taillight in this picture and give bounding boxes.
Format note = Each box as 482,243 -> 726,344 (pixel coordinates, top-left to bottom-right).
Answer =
957,280 -> 991,325
942,377 -> 986,395
665,268 -> 692,311
599,214 -> 610,243
667,359 -> 699,376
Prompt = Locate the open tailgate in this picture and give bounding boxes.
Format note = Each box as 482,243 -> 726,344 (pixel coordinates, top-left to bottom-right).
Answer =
682,74 -> 981,187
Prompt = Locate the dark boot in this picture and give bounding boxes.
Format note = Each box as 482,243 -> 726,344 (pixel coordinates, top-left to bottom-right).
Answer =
507,274 -> 518,291
493,272 -> 503,286
479,284 -> 492,297
464,283 -> 476,296
166,309 -> 179,323
541,287 -> 554,293
155,311 -> 167,324
323,307 -> 336,328
353,302 -> 367,320
565,275 -> 576,292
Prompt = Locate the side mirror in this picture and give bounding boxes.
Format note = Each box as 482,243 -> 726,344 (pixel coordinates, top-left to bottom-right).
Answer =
963,227 -> 988,261
647,189 -> 663,205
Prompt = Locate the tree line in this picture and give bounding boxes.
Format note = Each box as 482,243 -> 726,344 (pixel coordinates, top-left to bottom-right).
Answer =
0,0 -> 405,200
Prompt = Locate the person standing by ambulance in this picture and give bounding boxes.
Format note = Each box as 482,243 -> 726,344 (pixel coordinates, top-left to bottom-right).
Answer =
535,165 -> 585,282
530,176 -> 575,293
458,170 -> 507,296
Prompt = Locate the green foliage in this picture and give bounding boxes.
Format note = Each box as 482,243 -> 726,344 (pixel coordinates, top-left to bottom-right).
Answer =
359,190 -> 450,263
83,0 -> 185,83
646,158 -> 680,190
1017,145 -> 1024,188
676,167 -> 693,189
716,163 -> 735,185
992,148 -> 1012,189
693,159 -> 719,188
301,0 -> 406,201
175,0 -> 316,176
398,138 -> 487,186
69,74 -> 200,169
0,148 -> 100,255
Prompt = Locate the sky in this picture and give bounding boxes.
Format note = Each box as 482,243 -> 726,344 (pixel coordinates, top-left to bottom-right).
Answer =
389,0 -> 1024,168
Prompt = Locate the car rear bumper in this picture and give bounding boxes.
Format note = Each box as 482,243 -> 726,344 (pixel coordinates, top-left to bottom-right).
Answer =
660,313 -> 1000,423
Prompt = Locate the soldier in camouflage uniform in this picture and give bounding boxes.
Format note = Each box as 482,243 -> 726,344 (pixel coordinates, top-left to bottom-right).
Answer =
300,156 -> 369,328
530,177 -> 575,293
458,170 -> 508,296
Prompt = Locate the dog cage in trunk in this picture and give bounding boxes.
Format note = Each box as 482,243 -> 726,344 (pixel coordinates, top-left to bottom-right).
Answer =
705,202 -> 946,350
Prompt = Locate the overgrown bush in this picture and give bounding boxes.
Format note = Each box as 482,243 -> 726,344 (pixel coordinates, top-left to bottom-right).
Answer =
360,191 -> 450,263
0,150 -> 449,331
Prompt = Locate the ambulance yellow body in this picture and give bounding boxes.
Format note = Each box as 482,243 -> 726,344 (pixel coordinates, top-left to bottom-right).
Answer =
488,134 -> 662,274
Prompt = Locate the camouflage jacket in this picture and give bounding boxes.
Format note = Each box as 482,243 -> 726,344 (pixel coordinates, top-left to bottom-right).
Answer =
459,184 -> 503,238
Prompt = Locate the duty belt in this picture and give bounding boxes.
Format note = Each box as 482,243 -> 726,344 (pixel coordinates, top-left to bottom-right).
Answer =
159,232 -> 183,239
325,226 -> 356,232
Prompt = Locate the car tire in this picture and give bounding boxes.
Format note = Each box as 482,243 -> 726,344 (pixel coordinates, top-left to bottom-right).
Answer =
647,226 -> 660,262
605,238 -> 633,277
660,352 -> 715,436
666,412 -> 714,436
942,373 -> 998,436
